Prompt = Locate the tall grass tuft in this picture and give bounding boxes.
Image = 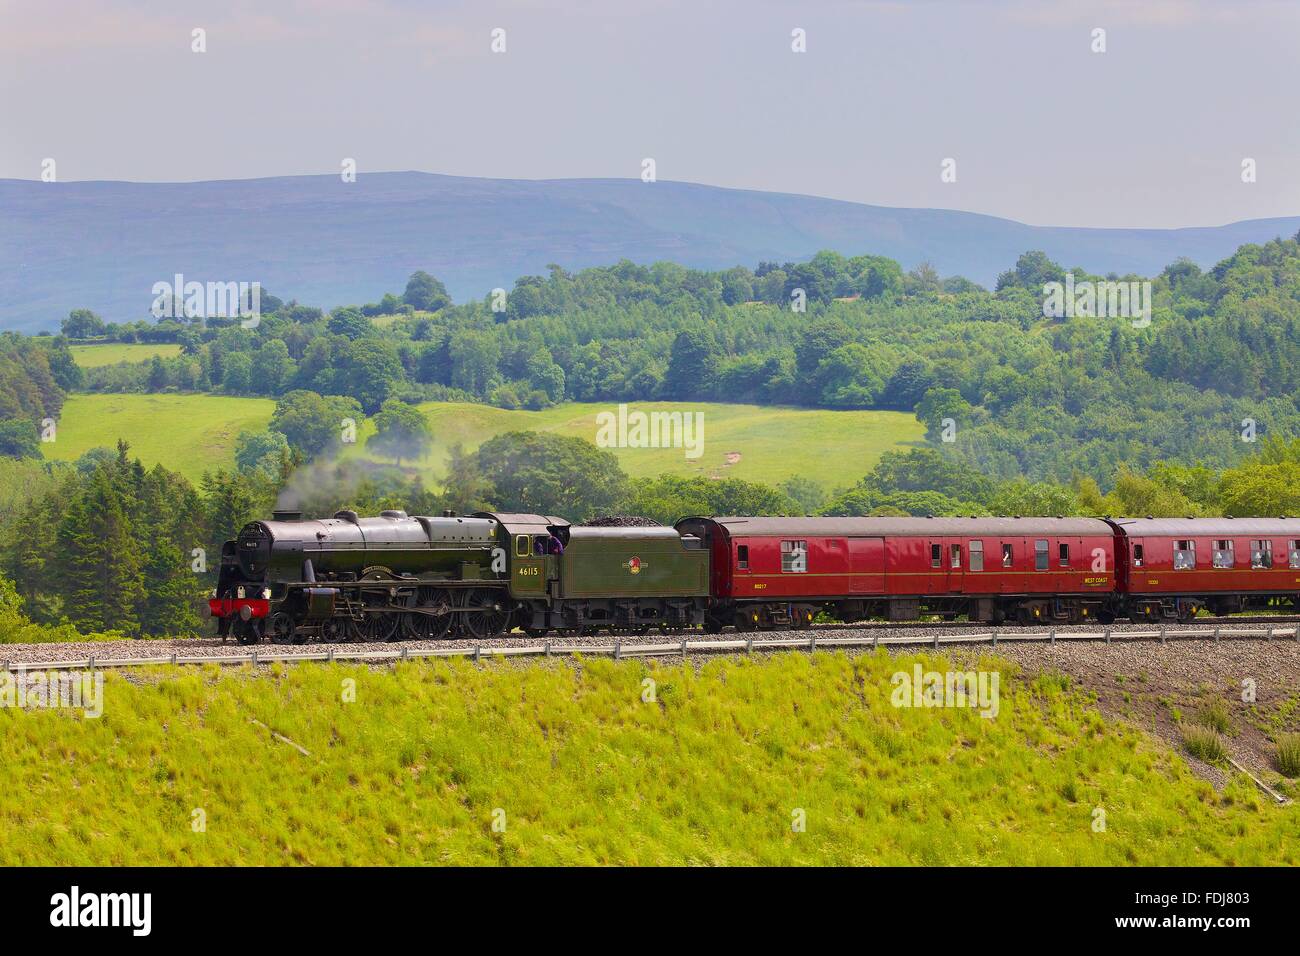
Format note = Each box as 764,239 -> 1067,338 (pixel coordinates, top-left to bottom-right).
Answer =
1195,698 -> 1233,736
1182,725 -> 1227,764
1275,733 -> 1300,777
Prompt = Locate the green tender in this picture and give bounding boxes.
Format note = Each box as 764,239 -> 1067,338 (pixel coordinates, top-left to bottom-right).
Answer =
558,527 -> 709,599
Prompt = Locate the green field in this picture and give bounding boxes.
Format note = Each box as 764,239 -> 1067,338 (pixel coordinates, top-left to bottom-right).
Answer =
69,343 -> 184,367
49,394 -> 922,488
0,651 -> 1291,865
45,394 -> 275,481
349,400 -> 923,488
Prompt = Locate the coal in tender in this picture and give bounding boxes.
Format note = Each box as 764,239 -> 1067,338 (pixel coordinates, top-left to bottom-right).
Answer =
580,515 -> 662,527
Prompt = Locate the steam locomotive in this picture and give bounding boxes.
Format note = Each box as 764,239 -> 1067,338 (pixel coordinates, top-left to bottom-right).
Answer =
212,509 -> 708,644
212,511 -> 1300,644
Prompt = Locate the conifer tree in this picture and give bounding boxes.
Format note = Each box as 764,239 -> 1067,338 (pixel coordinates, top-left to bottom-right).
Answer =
56,467 -> 145,634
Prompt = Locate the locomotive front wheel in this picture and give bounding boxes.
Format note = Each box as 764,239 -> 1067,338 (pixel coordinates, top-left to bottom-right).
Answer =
268,612 -> 297,645
234,619 -> 263,645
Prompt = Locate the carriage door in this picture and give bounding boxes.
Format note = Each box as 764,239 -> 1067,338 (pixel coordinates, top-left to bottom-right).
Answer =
1058,536 -> 1082,592
1000,538 -> 1025,593
847,537 -> 884,594
927,539 -> 947,594
944,537 -> 965,593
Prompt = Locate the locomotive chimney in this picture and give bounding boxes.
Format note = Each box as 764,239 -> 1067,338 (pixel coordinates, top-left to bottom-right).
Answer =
272,509 -> 303,522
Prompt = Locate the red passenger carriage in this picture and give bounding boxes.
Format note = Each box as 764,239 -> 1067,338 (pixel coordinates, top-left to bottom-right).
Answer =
676,516 -> 1117,630
1109,517 -> 1300,621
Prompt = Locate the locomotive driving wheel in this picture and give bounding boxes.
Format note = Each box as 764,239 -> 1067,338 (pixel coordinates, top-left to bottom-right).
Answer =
458,588 -> 510,639
346,570 -> 406,642
320,618 -> 348,643
350,610 -> 401,643
401,588 -> 455,641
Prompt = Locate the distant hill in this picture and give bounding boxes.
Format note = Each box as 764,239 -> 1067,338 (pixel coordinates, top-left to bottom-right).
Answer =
2,171 -> 1298,333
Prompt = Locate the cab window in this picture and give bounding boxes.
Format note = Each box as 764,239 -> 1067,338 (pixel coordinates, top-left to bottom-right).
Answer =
514,534 -> 529,557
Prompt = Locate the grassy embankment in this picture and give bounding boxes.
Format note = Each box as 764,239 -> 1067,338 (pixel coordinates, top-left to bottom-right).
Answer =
1,651 -> 1292,865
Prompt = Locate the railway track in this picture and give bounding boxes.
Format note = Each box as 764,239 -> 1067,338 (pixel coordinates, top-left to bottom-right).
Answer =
3,621 -> 1297,672
806,614 -> 1300,630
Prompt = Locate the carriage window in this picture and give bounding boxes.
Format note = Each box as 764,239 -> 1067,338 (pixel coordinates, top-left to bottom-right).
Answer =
1291,540 -> 1300,570
1250,540 -> 1273,569
781,540 -> 807,573
969,541 -> 984,572
1174,540 -> 1195,570
737,545 -> 749,570
1212,540 -> 1234,568
1034,540 -> 1049,571
950,544 -> 961,569
1002,543 -> 1014,568
1132,544 -> 1144,567
514,534 -> 529,557
1058,543 -> 1070,567
931,544 -> 942,568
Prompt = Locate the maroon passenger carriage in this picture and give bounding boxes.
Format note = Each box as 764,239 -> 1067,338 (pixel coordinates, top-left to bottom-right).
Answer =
1109,517 -> 1300,622
676,516 -> 1117,630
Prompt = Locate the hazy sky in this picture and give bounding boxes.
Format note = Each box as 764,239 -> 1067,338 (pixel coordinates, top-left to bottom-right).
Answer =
2,0 -> 1297,228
